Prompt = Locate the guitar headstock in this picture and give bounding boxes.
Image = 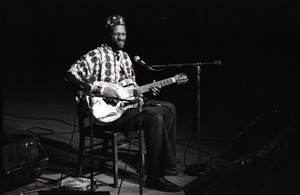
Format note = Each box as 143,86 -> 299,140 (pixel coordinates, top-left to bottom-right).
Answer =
174,73 -> 189,84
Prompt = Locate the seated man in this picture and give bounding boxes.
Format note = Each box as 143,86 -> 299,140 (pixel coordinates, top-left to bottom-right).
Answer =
65,15 -> 181,192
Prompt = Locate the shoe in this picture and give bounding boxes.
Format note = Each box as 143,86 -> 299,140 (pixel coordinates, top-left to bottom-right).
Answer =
137,166 -> 178,176
163,167 -> 179,176
136,165 -> 179,176
145,176 -> 182,192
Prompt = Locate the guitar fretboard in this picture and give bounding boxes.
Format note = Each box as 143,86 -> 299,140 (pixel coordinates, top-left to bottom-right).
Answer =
136,77 -> 176,94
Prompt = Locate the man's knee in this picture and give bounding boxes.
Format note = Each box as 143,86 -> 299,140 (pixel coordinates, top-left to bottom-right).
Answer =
150,114 -> 164,126
161,101 -> 176,114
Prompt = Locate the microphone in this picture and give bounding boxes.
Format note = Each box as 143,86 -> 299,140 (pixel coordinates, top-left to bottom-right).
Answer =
214,60 -> 222,65
133,56 -> 155,71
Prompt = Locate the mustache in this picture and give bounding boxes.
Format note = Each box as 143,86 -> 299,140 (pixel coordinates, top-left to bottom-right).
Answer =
117,41 -> 125,44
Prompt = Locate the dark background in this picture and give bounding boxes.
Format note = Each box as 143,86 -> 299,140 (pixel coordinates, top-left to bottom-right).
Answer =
2,0 -> 299,137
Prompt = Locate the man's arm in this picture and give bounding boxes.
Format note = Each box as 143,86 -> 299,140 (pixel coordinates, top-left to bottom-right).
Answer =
65,50 -> 100,93
65,66 -> 94,93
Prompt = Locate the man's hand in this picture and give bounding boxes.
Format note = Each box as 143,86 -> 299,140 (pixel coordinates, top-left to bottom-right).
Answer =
90,84 -> 120,98
103,86 -> 121,98
150,85 -> 161,96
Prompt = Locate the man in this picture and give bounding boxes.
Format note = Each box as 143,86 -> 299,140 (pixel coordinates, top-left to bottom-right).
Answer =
65,15 -> 181,192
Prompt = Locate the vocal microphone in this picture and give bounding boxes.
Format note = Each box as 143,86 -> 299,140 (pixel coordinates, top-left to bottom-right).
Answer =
134,56 -> 155,71
214,60 -> 222,65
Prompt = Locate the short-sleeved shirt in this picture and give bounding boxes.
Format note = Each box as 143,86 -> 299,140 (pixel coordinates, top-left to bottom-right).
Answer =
67,43 -> 137,91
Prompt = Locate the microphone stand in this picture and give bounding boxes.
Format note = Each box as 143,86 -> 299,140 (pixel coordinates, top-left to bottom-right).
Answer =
87,94 -> 97,192
136,93 -> 145,195
183,64 -> 211,176
152,61 -> 221,176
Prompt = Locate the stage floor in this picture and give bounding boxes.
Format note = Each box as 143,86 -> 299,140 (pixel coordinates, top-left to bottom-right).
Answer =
2,82 -> 298,195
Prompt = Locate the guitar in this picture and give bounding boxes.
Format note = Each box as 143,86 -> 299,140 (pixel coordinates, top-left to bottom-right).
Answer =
89,73 -> 188,125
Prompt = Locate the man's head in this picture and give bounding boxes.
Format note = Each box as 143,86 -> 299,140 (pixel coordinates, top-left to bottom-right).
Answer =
105,15 -> 127,50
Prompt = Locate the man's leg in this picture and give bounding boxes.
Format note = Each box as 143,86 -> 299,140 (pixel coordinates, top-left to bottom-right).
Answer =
151,101 -> 177,156
108,105 -> 181,192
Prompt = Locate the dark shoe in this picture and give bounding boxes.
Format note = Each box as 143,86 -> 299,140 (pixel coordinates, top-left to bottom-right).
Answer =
137,167 -> 178,176
163,167 -> 179,176
145,176 -> 182,192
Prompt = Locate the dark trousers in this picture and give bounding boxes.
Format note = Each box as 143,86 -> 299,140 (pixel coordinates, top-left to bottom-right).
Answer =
106,100 -> 177,176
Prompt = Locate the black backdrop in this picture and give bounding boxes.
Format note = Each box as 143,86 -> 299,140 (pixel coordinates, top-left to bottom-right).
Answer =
2,0 -> 299,136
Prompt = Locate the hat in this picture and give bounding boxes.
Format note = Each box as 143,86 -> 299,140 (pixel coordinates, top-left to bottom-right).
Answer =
105,15 -> 125,28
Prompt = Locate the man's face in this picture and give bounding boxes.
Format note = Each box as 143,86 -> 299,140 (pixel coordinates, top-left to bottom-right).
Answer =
107,25 -> 126,50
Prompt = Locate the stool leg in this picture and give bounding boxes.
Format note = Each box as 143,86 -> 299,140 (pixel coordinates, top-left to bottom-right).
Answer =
100,138 -> 109,170
112,133 -> 119,188
77,133 -> 85,177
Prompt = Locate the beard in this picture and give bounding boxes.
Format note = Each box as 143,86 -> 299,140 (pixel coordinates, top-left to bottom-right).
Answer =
109,40 -> 125,50
116,41 -> 125,49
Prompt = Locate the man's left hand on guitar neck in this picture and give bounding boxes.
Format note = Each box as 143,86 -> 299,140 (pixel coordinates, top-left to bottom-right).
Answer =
150,85 -> 161,96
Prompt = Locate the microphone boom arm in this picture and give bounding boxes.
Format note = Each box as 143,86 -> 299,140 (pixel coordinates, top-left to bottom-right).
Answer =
151,60 -> 222,68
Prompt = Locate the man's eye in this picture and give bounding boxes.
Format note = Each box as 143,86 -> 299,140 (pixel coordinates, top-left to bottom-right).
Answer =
113,33 -> 126,36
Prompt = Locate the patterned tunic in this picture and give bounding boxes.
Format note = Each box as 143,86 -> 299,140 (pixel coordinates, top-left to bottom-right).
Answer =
67,44 -> 137,92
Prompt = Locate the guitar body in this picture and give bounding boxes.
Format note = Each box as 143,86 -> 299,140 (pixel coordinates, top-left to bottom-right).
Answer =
91,97 -> 132,125
89,73 -> 189,125
90,82 -> 137,125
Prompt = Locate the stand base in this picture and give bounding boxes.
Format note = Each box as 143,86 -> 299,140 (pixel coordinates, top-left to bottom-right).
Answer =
184,164 -> 212,176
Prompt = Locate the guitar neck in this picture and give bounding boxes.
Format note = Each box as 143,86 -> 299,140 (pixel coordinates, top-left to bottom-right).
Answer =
137,77 -> 177,94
